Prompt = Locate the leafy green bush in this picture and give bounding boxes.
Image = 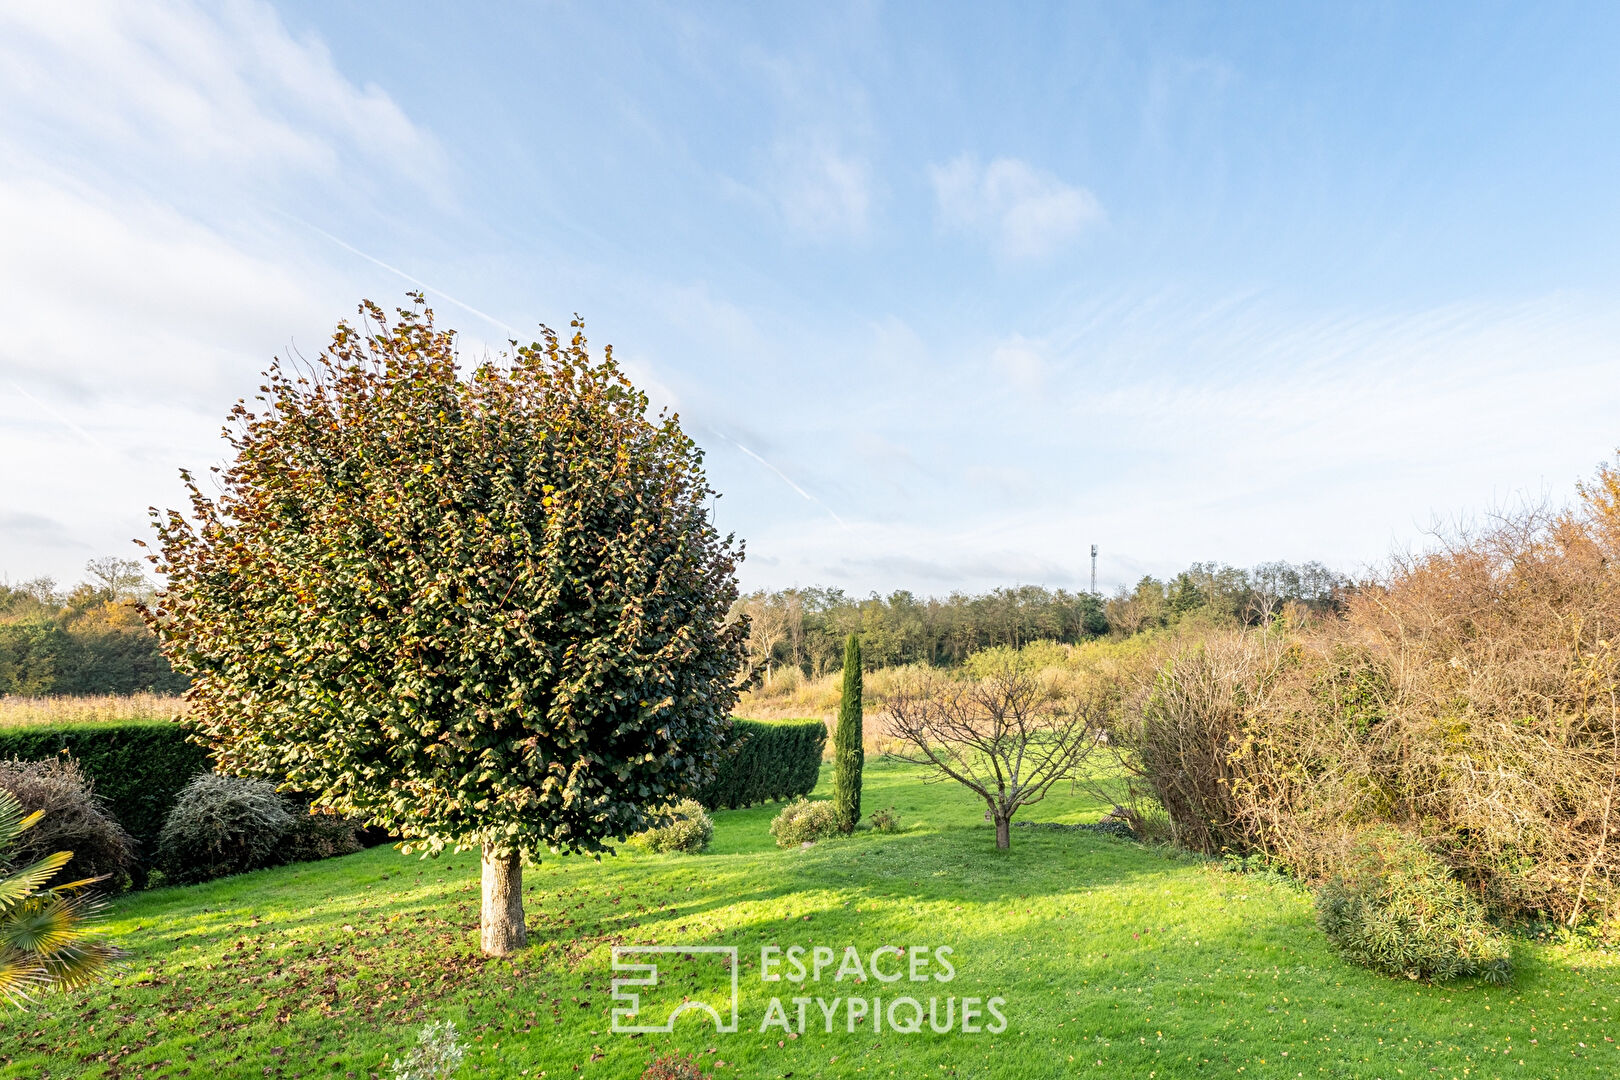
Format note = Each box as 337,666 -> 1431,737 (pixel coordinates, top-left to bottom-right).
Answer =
1315,827 -> 1512,985
769,797 -> 841,847
0,756 -> 135,890
629,799 -> 713,853
392,1019 -> 465,1079
155,774 -> 292,884
696,718 -> 825,810
867,806 -> 901,833
0,721 -> 210,869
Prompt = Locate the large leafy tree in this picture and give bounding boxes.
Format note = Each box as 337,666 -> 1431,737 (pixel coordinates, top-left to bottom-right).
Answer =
146,297 -> 747,954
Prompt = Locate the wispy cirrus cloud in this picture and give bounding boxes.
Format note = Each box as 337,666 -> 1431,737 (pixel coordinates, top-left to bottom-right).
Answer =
930,155 -> 1103,260
0,0 -> 451,582
0,0 -> 444,188
771,135 -> 873,239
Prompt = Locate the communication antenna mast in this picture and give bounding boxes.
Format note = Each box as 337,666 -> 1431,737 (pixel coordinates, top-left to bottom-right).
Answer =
1090,544 -> 1098,595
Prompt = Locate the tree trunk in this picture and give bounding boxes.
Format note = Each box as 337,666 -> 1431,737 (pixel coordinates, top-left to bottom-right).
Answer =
480,846 -> 527,956
994,814 -> 1011,850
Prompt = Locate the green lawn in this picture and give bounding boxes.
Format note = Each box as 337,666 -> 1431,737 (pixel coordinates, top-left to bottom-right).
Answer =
5,760 -> 1619,1079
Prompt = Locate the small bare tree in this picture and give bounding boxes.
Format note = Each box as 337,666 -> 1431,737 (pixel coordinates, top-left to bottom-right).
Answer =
888,660 -> 1102,849
738,592 -> 791,686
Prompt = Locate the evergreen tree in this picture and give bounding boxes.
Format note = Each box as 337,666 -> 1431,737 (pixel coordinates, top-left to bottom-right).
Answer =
832,633 -> 863,833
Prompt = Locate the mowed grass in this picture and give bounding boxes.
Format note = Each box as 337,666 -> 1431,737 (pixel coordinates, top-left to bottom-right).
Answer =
4,760 -> 1620,1079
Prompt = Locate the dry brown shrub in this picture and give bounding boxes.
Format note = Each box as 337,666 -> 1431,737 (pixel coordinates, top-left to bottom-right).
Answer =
1321,488 -> 1620,925
1122,463 -> 1620,926
1110,628 -> 1297,854
0,756 -> 137,889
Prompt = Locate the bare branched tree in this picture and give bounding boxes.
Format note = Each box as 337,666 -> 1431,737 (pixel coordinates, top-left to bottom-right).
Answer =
888,658 -> 1103,849
737,592 -> 791,686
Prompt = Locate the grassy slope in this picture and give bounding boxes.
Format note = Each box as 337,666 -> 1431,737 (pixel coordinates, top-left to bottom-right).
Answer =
3,761 -> 1618,1079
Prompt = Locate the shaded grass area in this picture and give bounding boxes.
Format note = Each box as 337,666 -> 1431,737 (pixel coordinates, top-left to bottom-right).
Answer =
3,761 -> 1619,1078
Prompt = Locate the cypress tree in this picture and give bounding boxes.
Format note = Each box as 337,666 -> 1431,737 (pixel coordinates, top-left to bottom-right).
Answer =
832,633 -> 864,833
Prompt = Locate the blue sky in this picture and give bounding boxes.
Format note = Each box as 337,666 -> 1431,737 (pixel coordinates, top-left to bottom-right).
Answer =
2,2 -> 1618,594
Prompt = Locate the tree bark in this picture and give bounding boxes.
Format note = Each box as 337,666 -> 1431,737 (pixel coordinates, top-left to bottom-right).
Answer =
480,846 -> 527,956
994,814 -> 1011,850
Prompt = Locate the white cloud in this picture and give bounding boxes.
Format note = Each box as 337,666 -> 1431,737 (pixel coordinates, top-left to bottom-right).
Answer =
0,1 -> 450,584
772,136 -> 872,239
0,0 -> 443,187
990,335 -> 1046,390
724,290 -> 1620,596
930,155 -> 1103,259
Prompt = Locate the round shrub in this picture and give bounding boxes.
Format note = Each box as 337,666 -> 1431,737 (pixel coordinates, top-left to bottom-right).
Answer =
280,801 -> 364,864
769,797 -> 841,848
155,773 -> 292,884
0,755 -> 136,890
1315,827 -> 1512,985
629,799 -> 713,853
867,806 -> 901,833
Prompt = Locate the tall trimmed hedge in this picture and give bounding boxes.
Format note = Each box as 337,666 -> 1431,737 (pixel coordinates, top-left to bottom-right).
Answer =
697,718 -> 826,810
0,721 -> 210,862
831,634 -> 863,834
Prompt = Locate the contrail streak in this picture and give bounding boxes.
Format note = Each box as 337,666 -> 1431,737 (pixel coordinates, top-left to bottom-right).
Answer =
277,215 -> 849,532
274,211 -> 522,338
708,428 -> 850,530
8,380 -> 119,459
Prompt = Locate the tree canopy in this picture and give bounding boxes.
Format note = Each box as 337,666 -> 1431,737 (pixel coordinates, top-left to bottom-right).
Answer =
146,296 -> 747,951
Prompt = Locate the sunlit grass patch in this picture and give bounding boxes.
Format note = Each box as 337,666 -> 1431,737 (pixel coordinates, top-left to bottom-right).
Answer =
3,759 -> 1617,1078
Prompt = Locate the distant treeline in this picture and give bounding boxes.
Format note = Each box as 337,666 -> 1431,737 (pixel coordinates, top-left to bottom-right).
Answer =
1103,560 -> 1349,636
4,555 -> 1346,695
735,560 -> 1349,678
0,558 -> 187,695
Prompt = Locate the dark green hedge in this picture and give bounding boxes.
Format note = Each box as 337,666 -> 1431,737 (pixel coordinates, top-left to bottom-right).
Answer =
697,718 -> 826,810
0,721 -> 210,862
0,621 -> 189,695
0,716 -> 825,861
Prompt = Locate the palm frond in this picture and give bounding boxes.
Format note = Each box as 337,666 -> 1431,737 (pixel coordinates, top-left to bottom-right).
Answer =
1,893 -> 104,959
45,874 -> 110,895
0,790 -> 42,849
0,795 -> 116,1009
38,938 -> 122,991
0,947 -> 48,1008
0,852 -> 72,915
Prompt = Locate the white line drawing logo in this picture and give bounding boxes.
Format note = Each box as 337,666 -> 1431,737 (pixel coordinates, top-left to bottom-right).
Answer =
611,945 -> 740,1034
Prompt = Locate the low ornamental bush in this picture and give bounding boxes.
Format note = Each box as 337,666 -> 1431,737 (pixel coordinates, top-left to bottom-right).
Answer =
629,799 -> 713,853
697,719 -> 825,810
155,774 -> 292,884
769,797 -> 841,847
1315,827 -> 1512,985
867,806 -> 901,833
279,801 -> 364,864
641,1054 -> 711,1080
0,720 -> 210,872
391,1020 -> 465,1080
0,755 -> 136,890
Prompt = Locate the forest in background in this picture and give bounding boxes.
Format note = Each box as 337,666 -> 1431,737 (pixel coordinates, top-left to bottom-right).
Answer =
732,558 -> 1348,684
0,555 -> 1347,700
0,557 -> 185,695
